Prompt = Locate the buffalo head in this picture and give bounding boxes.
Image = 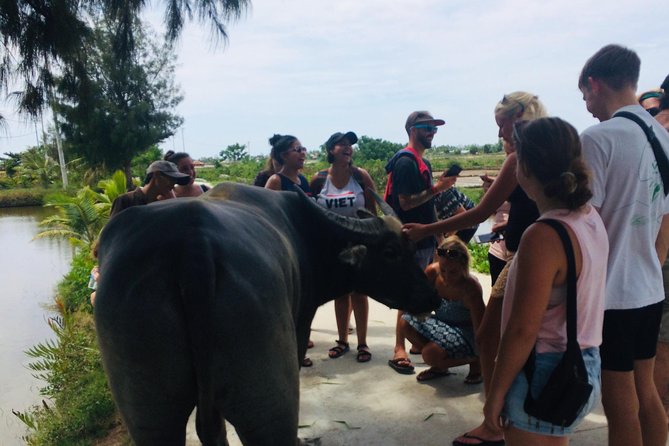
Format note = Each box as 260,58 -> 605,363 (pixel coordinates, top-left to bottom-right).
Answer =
298,189 -> 441,314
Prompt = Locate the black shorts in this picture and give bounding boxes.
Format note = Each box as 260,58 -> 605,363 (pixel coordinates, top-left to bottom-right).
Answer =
488,253 -> 507,287
600,301 -> 663,372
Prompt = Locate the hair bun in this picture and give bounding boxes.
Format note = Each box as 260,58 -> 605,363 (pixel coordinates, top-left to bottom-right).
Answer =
269,134 -> 283,147
561,171 -> 577,194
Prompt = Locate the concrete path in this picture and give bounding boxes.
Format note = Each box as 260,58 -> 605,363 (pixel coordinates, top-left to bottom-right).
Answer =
187,272 -> 609,445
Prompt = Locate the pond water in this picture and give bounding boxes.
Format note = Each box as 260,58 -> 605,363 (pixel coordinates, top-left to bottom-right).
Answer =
0,206 -> 73,446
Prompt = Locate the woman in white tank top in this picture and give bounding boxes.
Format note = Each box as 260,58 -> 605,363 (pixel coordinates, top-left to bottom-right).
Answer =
310,131 -> 378,362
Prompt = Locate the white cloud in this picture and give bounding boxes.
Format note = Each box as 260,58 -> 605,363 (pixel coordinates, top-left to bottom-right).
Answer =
2,0 -> 668,159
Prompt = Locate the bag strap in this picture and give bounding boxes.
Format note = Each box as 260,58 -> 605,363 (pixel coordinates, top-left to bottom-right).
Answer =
614,111 -> 669,196
523,218 -> 579,381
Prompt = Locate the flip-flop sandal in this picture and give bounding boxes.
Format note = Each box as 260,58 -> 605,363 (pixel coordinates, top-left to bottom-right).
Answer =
328,340 -> 350,359
307,340 -> 314,349
387,357 -> 415,374
452,432 -> 505,446
416,367 -> 453,382
302,357 -> 313,367
356,345 -> 372,363
464,374 -> 483,385
409,348 -> 422,355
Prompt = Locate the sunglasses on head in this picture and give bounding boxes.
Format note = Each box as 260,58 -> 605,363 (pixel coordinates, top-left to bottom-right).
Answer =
437,248 -> 464,259
413,124 -> 439,133
501,94 -> 526,116
288,146 -> 308,154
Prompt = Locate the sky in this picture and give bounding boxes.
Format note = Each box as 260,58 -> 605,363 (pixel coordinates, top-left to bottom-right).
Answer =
1,0 -> 668,159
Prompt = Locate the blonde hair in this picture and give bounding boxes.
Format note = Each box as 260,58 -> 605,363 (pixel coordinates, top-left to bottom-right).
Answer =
494,91 -> 547,121
438,235 -> 470,274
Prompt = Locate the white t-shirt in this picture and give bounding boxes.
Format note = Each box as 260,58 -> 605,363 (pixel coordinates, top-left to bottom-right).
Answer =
581,104 -> 669,310
314,175 -> 365,218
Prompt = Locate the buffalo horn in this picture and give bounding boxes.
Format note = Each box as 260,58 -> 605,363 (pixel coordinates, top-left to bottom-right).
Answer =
367,188 -> 397,219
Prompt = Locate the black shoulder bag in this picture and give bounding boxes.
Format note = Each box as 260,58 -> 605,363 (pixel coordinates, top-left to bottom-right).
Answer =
614,111 -> 669,196
522,219 -> 593,427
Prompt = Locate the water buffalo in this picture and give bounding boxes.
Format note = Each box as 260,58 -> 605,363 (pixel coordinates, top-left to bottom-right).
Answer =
95,182 -> 440,446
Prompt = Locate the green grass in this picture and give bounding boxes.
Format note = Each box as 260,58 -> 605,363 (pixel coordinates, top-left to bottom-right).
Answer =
0,188 -> 49,207
467,242 -> 490,274
428,153 -> 505,171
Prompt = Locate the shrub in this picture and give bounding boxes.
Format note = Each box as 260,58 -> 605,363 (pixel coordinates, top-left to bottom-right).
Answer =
14,313 -> 119,445
0,188 -> 48,207
57,250 -> 96,312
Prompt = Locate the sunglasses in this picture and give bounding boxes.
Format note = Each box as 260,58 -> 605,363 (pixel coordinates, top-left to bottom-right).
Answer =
646,107 -> 660,117
437,248 -> 464,259
288,146 -> 308,154
413,124 -> 439,133
501,95 -> 526,116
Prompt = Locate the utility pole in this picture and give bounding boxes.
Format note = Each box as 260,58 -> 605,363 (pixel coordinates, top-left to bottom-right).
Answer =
44,59 -> 68,189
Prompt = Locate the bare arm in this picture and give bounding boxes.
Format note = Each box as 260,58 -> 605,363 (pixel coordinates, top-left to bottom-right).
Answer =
403,154 -> 519,241
358,167 -> 378,215
656,214 -> 669,264
463,276 -> 485,333
264,174 -> 282,191
398,175 -> 456,211
483,223 -> 564,431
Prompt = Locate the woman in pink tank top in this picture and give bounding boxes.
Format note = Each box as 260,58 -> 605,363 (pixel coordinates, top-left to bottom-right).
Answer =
483,117 -> 608,444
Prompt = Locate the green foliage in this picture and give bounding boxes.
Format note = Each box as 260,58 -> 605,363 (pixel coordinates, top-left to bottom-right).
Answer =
460,187 -> 484,205
57,250 -> 96,312
0,188 -> 47,207
35,169 -> 125,252
358,159 -> 387,191
55,21 -> 183,176
432,141 -> 503,155
36,187 -> 109,249
468,242 -> 490,274
1,0 -> 248,118
97,170 -> 129,208
218,158 -> 265,184
428,153 -> 505,171
355,136 -> 404,162
1,152 -> 22,176
220,143 -> 249,162
130,145 -> 163,180
17,146 -> 61,188
15,312 -> 118,445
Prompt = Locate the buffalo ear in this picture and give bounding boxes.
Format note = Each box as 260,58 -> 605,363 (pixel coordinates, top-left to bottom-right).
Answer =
338,245 -> 368,269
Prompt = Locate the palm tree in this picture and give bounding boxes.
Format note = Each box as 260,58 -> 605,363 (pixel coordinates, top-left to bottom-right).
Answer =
0,0 -> 250,118
17,146 -> 61,188
35,170 -> 128,248
35,187 -> 108,248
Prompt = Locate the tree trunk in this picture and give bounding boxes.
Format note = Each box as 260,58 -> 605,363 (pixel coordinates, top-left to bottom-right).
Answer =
123,162 -> 135,191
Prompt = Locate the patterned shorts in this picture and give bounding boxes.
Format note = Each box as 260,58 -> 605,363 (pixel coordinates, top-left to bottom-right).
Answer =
402,314 -> 477,359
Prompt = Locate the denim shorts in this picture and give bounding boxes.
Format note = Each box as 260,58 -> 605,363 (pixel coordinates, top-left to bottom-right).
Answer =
502,347 -> 600,436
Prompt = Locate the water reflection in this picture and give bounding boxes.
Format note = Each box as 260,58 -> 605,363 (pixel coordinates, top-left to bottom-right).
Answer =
0,206 -> 73,445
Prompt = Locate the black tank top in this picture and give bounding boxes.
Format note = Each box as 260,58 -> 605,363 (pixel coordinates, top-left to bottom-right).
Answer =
505,186 -> 539,252
279,173 -> 311,195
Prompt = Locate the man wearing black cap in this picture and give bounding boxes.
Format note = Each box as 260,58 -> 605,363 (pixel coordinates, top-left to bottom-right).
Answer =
384,110 -> 455,374
110,160 -> 191,218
